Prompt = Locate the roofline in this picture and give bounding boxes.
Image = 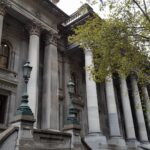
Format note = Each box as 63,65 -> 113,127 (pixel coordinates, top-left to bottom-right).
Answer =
42,0 -> 69,19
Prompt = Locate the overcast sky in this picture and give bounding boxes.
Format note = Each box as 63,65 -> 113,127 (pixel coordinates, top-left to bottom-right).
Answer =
57,0 -> 107,19
57,0 -> 85,15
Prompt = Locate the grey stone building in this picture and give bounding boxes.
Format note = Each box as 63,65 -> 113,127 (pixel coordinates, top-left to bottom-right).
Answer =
0,0 -> 150,149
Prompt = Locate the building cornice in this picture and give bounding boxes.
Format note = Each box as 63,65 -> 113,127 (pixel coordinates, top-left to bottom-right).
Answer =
41,0 -> 69,20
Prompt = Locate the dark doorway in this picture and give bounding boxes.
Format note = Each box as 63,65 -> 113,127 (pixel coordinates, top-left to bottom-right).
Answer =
0,95 -> 7,124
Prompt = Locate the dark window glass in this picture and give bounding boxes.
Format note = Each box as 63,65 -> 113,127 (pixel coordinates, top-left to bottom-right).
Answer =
0,95 -> 7,123
0,42 -> 10,68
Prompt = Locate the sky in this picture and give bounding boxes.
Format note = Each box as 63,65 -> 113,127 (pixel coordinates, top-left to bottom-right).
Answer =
57,0 -> 107,19
57,0 -> 86,15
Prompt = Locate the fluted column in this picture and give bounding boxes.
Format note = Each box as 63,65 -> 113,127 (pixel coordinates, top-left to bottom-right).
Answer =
0,3 -> 7,44
84,49 -> 101,134
141,86 -> 150,131
28,22 -> 41,125
120,77 -> 136,140
130,75 -> 148,142
105,75 -> 121,137
41,32 -> 59,130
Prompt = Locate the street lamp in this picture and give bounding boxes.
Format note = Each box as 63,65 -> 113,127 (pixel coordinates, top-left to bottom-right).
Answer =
67,79 -> 75,94
66,79 -> 79,125
16,62 -> 33,116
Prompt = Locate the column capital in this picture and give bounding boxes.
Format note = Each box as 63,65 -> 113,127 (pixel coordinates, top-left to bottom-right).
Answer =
45,31 -> 59,46
0,0 -> 11,16
84,48 -> 92,56
28,20 -> 42,36
130,72 -> 138,79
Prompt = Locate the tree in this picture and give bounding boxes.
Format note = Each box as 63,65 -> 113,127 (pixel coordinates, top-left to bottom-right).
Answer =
69,0 -> 150,85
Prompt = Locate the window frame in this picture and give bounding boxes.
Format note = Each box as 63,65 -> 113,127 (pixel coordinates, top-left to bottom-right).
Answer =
0,40 -> 14,71
0,90 -> 10,127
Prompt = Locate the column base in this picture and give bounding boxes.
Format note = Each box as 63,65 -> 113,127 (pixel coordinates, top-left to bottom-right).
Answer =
84,133 -> 107,150
108,136 -> 126,147
139,142 -> 150,149
126,139 -> 139,148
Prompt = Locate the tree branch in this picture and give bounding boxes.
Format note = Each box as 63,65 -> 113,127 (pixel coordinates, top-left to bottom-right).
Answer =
143,0 -> 147,13
133,34 -> 150,40
132,0 -> 150,23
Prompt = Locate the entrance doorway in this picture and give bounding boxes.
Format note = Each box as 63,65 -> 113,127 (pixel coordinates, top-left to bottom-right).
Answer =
0,95 -> 7,124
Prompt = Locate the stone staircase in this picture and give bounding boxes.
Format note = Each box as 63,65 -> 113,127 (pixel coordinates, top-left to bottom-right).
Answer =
0,126 -> 149,150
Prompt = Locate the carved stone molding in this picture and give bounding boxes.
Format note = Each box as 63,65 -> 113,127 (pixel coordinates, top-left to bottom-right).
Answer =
0,5 -> 6,16
45,31 -> 59,46
0,0 -> 11,16
0,79 -> 17,92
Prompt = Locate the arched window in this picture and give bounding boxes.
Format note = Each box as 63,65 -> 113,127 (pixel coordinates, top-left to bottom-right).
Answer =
0,42 -> 10,69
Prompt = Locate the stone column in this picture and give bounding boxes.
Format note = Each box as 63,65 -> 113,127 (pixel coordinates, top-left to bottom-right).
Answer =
0,4 -> 6,44
28,22 -> 41,126
85,49 -> 101,134
41,32 -> 59,130
105,75 -> 121,136
105,75 -> 125,145
141,86 -> 150,132
130,75 -> 148,142
120,77 -> 136,140
84,49 -> 106,150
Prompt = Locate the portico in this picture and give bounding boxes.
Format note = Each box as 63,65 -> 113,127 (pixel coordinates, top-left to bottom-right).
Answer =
0,1 -> 149,150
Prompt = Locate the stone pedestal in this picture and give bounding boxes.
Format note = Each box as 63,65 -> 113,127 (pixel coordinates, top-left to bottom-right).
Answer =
11,115 -> 35,150
63,124 -> 83,150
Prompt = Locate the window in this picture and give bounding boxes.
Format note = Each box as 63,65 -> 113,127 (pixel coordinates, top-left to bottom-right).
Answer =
0,42 -> 10,69
0,95 -> 7,124
71,72 -> 78,94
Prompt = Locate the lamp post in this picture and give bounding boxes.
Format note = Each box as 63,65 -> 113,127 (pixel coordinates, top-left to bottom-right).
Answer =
66,79 -> 79,125
16,62 -> 33,116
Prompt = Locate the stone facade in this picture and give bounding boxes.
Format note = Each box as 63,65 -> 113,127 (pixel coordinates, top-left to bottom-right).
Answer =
0,0 -> 150,150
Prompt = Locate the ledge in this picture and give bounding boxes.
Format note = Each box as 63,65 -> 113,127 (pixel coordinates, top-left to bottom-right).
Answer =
0,126 -> 18,145
0,67 -> 17,77
63,124 -> 81,131
33,128 -> 72,137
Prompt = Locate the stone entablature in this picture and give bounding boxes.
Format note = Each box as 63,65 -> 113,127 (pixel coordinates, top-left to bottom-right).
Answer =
9,0 -> 68,33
